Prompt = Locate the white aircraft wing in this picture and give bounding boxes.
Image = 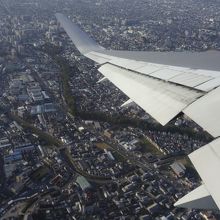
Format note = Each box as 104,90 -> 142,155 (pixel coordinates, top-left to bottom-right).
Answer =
175,138 -> 220,210
56,13 -> 220,210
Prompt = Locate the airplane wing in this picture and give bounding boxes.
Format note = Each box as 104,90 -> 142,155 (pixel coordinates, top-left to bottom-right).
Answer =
56,13 -> 220,210
175,138 -> 220,210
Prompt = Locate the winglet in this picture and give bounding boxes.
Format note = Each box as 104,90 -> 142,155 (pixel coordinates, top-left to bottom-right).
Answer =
55,13 -> 104,54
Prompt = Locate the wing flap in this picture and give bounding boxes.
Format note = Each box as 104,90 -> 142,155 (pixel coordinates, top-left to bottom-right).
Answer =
184,86 -> 220,138
175,184 -> 218,210
195,77 -> 220,92
98,63 -> 202,125
169,72 -> 213,87
187,138 -> 220,209
175,138 -> 220,210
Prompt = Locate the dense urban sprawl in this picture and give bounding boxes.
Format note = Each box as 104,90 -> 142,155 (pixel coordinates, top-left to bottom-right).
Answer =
0,0 -> 219,219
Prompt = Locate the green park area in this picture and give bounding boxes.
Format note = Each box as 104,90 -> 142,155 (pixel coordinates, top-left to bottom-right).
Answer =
30,166 -> 50,182
139,137 -> 163,156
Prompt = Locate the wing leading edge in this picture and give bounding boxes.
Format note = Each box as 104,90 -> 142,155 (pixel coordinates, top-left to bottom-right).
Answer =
56,13 -> 220,210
